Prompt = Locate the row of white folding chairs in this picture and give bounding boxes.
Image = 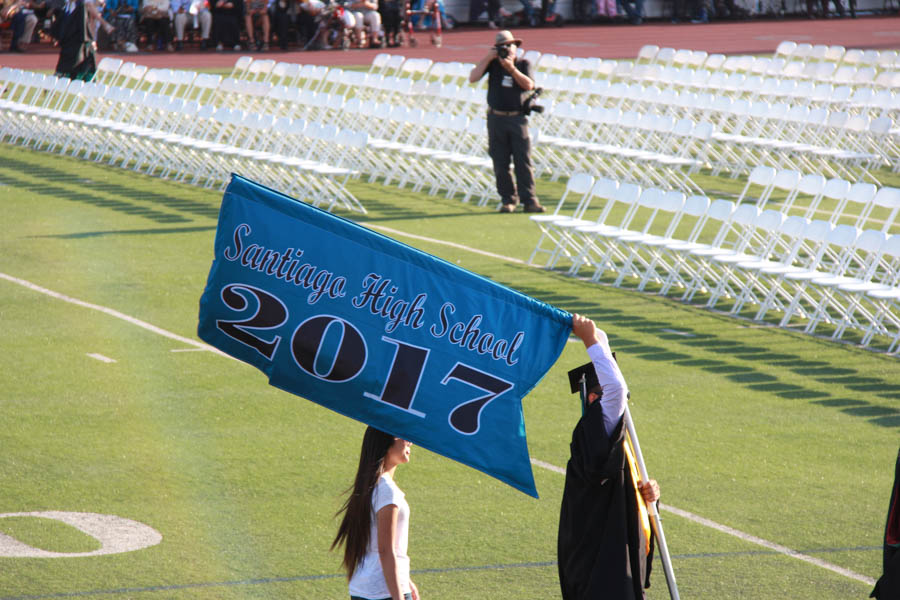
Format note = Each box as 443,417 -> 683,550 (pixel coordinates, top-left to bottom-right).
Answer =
536,99 -> 884,187
338,101 -> 495,203
734,166 -> 900,234
0,76 -> 364,213
631,43 -> 897,86
775,42 -> 900,72
77,74 -> 492,205
533,109 -> 713,193
529,169 -> 897,281
77,83 -> 483,206
1,65 -> 495,207
243,90 -> 492,204
706,105 -> 891,182
527,172 -> 900,350
627,57 -> 889,91
193,80 -> 496,202
90,58 -> 149,89
539,81 -> 898,150
546,71 -> 899,120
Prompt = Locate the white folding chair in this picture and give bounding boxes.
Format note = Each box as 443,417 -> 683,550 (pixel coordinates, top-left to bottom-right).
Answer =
613,190 -> 688,288
805,229 -> 892,337
527,173 -> 595,267
776,224 -> 860,328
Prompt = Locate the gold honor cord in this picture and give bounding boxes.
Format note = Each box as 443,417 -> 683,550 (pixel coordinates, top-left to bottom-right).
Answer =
625,434 -> 652,556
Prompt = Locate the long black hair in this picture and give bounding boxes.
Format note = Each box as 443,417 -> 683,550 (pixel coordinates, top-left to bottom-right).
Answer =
331,426 -> 396,579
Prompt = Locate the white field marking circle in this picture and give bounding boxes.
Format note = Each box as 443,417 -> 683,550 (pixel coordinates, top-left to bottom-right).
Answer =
0,249 -> 876,583
0,511 -> 162,558
529,458 -> 876,586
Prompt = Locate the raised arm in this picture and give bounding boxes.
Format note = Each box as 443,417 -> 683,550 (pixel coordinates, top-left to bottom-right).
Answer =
572,313 -> 628,436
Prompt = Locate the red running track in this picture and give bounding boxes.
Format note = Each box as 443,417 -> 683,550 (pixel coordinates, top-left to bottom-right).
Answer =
2,15 -> 899,71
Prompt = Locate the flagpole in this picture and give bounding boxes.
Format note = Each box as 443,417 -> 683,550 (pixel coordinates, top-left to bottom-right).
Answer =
623,403 -> 680,600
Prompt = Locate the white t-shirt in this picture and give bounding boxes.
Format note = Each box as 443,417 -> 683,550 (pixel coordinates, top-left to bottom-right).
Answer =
348,474 -> 410,599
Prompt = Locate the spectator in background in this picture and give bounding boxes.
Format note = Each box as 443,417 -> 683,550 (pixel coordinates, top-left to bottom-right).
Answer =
468,0 -> 504,29
807,0 -> 852,17
616,0 -> 641,23
104,0 -> 138,51
670,0 -> 704,22
378,0 -> 399,46
173,0 -> 211,49
410,0 -> 448,30
347,0 -> 381,47
213,0 -> 241,50
293,0 -> 315,46
55,0 -> 112,80
243,0 -> 269,50
3,0 -> 39,51
269,0 -> 291,50
594,0 -> 616,19
140,0 -> 173,50
710,0 -> 749,19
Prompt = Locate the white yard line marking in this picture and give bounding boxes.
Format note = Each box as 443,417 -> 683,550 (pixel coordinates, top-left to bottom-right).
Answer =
0,272 -> 233,360
530,458 -> 566,475
368,225 -> 527,265
530,458 -> 876,586
86,353 -> 117,363
660,504 -> 876,585
660,328 -> 696,337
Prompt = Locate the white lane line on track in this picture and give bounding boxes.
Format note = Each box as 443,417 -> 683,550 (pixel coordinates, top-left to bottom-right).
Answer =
0,272 -> 233,360
530,458 -> 876,586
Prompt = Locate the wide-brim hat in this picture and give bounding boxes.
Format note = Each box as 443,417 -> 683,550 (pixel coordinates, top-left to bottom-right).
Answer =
495,30 -> 523,46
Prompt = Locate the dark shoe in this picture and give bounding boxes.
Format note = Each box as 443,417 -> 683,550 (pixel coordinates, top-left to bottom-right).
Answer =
524,203 -> 546,213
498,203 -> 516,213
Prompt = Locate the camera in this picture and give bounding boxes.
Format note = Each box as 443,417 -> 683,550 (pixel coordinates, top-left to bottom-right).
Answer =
494,44 -> 511,59
522,87 -> 545,116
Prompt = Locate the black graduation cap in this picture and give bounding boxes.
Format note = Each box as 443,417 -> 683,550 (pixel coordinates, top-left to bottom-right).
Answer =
567,362 -> 598,395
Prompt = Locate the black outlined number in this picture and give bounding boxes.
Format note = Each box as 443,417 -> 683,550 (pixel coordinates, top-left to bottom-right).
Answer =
291,315 -> 367,382
364,337 -> 428,418
217,284 -> 288,359
442,363 -> 513,435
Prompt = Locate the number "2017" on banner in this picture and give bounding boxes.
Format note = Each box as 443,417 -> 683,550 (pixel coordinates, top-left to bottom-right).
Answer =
216,284 -> 514,436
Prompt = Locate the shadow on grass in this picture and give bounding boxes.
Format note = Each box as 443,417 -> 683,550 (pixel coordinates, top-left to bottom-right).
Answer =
34,225 -> 219,239
2,156 -> 221,221
512,275 -> 900,429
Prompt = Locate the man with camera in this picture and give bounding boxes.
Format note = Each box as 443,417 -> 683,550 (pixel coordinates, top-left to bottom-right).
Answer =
469,30 -> 544,214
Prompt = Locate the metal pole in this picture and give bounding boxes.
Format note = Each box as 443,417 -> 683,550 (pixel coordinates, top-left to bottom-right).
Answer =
623,403 -> 680,600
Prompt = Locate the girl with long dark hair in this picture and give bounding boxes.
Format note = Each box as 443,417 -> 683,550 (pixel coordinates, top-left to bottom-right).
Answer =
332,427 -> 419,600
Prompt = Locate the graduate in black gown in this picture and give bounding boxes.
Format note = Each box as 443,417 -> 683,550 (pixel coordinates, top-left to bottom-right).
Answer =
54,0 -> 101,80
871,447 -> 900,599
558,314 -> 659,600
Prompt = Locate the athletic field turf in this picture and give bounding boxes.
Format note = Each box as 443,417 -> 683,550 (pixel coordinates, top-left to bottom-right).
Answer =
1,142 -> 897,599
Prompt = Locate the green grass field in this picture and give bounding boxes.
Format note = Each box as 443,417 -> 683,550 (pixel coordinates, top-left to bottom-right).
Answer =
1,141 -> 897,600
